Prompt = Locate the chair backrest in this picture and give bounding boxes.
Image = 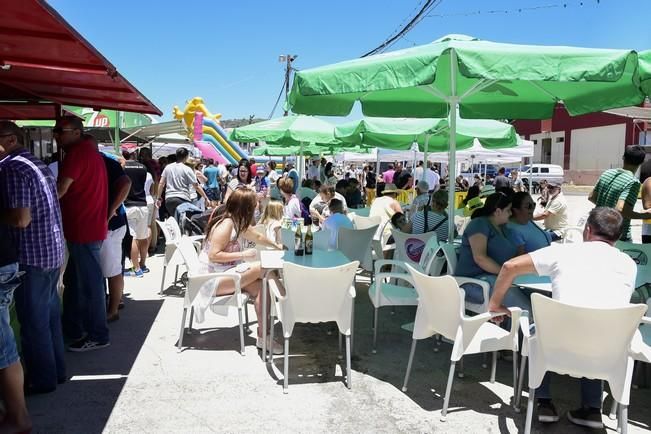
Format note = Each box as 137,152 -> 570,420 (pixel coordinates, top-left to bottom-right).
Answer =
406,264 -> 463,340
616,240 -> 651,267
562,226 -> 584,244
281,228 -> 294,250
166,217 -> 182,242
419,236 -> 441,274
390,229 -> 436,267
176,236 -> 202,274
531,293 -> 646,402
353,215 -> 382,230
438,243 -> 459,275
313,229 -> 330,250
338,226 -> 378,268
279,261 -> 359,336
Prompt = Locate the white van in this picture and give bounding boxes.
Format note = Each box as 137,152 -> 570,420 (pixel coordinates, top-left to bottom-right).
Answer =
519,164 -> 564,191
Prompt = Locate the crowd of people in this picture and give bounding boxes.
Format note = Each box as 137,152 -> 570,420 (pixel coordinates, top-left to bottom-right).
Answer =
1,115 -> 650,431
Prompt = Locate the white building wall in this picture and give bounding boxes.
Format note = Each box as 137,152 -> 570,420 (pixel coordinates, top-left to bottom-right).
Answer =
569,124 -> 626,171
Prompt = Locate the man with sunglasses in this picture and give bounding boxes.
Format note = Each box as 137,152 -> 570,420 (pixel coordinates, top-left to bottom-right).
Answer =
533,180 -> 568,240
55,117 -> 110,352
0,121 -> 66,393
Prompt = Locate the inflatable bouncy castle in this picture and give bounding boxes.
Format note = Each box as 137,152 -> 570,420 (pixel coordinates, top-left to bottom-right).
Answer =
173,97 -> 249,164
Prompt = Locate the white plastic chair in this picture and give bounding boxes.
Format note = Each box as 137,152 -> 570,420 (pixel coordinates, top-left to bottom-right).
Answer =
433,243 -> 491,314
609,299 -> 651,421
369,234 -> 440,352
517,293 -> 646,434
337,225 -> 379,274
156,218 -> 185,294
352,215 -> 382,230
268,261 -> 359,393
175,237 -> 249,355
615,240 -> 651,267
402,264 -> 521,421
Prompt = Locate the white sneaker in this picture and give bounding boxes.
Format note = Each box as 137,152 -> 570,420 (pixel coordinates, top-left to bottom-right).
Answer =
256,336 -> 284,355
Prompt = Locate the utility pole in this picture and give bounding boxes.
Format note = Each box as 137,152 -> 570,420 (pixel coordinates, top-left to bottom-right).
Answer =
279,54 -> 298,116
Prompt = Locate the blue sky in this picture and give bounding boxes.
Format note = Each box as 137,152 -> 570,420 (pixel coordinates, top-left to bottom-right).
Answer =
50,0 -> 651,122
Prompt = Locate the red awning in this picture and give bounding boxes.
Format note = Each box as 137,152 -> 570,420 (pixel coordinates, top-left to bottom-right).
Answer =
0,0 -> 162,116
0,102 -> 80,120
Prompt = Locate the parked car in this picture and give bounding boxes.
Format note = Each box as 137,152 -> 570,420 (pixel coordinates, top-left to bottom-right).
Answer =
519,164 -> 564,192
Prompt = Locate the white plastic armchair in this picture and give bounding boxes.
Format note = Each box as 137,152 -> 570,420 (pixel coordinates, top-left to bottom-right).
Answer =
352,215 -> 381,230
175,237 -> 249,355
269,261 -> 359,393
518,294 -> 646,434
433,243 -> 491,314
338,225 -> 378,274
401,264 -> 521,422
369,235 -> 440,353
156,218 -> 186,294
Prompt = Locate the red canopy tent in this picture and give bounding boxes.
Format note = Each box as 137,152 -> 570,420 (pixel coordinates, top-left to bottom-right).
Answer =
0,0 -> 162,118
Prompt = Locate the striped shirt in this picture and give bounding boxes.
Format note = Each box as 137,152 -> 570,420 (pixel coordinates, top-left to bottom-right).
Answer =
411,210 -> 449,242
592,168 -> 640,241
0,149 -> 64,268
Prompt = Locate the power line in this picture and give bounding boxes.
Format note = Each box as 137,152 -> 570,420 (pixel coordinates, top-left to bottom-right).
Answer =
425,0 -> 602,20
268,75 -> 288,119
361,0 -> 445,57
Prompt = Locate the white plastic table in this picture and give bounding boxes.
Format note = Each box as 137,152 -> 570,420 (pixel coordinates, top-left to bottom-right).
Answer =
260,249 -> 352,361
513,274 -> 552,293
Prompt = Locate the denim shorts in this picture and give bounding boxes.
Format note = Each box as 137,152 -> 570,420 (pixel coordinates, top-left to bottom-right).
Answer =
0,263 -> 21,369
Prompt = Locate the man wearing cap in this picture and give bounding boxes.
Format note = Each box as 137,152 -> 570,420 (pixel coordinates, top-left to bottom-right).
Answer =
493,167 -> 511,192
285,161 -> 300,194
410,181 -> 431,216
534,180 -> 568,239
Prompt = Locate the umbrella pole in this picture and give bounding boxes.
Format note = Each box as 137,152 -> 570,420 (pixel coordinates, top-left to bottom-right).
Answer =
299,142 -> 305,181
423,134 -> 430,182
447,49 -> 459,243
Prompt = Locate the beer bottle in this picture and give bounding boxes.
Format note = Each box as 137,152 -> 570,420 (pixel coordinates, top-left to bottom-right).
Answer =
304,218 -> 313,255
294,223 -> 304,256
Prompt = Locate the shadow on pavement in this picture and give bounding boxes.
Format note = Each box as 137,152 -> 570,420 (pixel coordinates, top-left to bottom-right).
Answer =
26,295 -> 164,434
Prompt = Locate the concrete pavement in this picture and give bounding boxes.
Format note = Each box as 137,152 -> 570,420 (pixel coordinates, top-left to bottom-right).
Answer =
25,193 -> 651,433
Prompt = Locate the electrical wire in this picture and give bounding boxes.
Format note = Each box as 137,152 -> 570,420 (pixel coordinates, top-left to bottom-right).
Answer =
425,0 -> 601,20
361,0 -> 445,57
268,74 -> 288,119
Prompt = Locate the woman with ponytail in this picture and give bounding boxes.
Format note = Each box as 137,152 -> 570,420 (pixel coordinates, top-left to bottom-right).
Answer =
456,192 -> 531,311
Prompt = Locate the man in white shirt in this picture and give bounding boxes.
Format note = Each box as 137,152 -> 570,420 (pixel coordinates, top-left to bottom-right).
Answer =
307,159 -> 320,181
533,180 -> 568,238
414,161 -> 425,183
488,207 -> 636,429
309,185 -> 348,224
425,163 -> 440,193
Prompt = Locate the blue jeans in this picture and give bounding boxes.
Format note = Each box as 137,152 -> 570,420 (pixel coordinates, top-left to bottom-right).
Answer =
0,263 -> 20,370
464,273 -> 532,312
536,373 -> 603,409
62,242 -> 109,344
14,264 -> 66,389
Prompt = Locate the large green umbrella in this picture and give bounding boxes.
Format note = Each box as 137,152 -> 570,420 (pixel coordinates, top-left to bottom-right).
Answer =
289,34 -> 647,241
641,50 -> 651,97
252,143 -> 373,157
230,115 -> 338,146
334,116 -> 518,152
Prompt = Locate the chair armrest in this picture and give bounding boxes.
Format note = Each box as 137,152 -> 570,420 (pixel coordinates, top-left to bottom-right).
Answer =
375,272 -> 414,287
189,271 -> 241,290
374,259 -> 413,275
641,316 -> 651,326
348,285 -> 356,298
519,314 -> 531,338
506,307 -> 522,334
189,234 -> 205,242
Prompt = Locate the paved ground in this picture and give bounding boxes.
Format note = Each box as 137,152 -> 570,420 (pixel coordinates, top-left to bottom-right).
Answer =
25,193 -> 651,433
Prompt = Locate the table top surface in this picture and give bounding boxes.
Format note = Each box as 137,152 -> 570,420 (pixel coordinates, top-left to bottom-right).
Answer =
260,249 -> 352,270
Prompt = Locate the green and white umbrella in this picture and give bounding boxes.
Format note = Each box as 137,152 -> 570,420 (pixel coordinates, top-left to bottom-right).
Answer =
640,50 -> 651,98
252,143 -> 372,157
230,115 -> 338,146
334,116 -> 518,152
289,34 -> 648,240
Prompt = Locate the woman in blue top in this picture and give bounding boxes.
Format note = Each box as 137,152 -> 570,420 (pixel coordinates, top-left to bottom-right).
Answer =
507,192 -> 552,255
456,192 -> 531,311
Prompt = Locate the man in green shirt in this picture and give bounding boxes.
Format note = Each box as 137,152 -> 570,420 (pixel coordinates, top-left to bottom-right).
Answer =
589,145 -> 651,241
